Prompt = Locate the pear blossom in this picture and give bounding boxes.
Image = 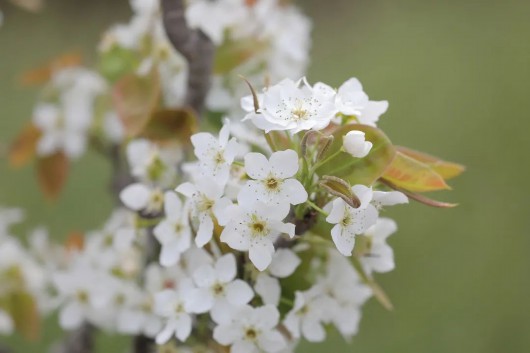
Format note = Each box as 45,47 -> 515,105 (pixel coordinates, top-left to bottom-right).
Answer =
213,305 -> 286,353
343,130 -> 373,158
154,279 -> 196,344
191,121 -> 240,183
126,139 -> 180,186
176,177 -> 231,247
325,185 -> 379,256
335,77 -> 389,126
360,218 -> 398,274
120,183 -> 165,214
241,150 -> 307,212
255,249 -> 301,306
283,285 -> 332,342
372,190 -> 409,209
153,192 -> 192,267
218,195 -> 295,271
243,78 -> 336,133
190,253 -> 254,323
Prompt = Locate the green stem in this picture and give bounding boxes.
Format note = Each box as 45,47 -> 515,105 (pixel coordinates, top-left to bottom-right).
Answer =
306,200 -> 328,217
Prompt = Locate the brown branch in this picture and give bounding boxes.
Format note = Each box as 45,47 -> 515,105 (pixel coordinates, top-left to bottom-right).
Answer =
55,323 -> 94,353
161,0 -> 215,116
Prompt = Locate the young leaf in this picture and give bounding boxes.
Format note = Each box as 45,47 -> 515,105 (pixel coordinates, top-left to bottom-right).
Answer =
381,179 -> 458,208
214,38 -> 265,74
7,290 -> 41,340
382,151 -> 450,192
112,70 -> 161,137
36,152 -> 69,200
396,146 -> 465,180
139,108 -> 197,143
319,176 -> 360,208
316,124 -> 396,186
9,123 -> 41,168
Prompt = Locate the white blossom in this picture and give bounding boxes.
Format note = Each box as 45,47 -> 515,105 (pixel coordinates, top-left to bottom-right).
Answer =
255,249 -> 300,306
120,183 -> 165,214
360,218 -> 398,274
213,305 -> 286,353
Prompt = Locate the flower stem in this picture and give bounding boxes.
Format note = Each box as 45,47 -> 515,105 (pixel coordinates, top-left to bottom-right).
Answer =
306,200 -> 328,217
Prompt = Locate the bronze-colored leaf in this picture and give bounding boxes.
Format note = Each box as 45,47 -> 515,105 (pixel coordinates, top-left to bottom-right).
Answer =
112,70 -> 161,137
19,51 -> 82,86
8,291 -> 41,340
382,151 -> 450,192
140,108 -> 197,143
215,39 -> 265,74
36,152 -> 69,200
396,146 -> 465,180
9,123 -> 41,168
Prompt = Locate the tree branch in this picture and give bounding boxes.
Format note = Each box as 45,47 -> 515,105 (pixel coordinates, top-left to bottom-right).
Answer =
55,323 -> 94,353
161,0 -> 215,116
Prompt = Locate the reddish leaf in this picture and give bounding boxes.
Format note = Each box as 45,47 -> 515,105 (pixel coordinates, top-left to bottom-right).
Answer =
19,51 -> 82,86
381,179 -> 458,208
396,146 -> 465,180
9,123 -> 41,168
140,108 -> 197,142
112,70 -> 161,137
36,152 -> 69,200
382,151 -> 450,192
65,231 -> 85,252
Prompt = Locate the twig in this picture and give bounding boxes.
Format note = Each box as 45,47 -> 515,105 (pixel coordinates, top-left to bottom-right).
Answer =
161,0 -> 215,116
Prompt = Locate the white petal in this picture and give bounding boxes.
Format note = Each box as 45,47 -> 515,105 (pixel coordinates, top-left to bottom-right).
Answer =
196,215 -> 213,247
249,242 -> 274,271
281,178 -> 308,205
213,324 -> 240,345
192,264 -> 216,288
244,152 -> 271,179
225,280 -> 254,306
351,184 -> 373,208
215,253 -> 237,283
159,242 -> 183,267
119,183 -> 150,211
331,225 -> 355,256
155,320 -> 176,345
188,288 -> 214,314
59,301 -> 84,330
163,191 -> 182,218
232,340 -> 257,353
174,314 -> 192,341
269,150 -> 299,178
175,182 -> 196,198
326,199 -> 346,224
258,330 -> 286,352
372,190 -> 408,207
254,305 -> 280,329
302,319 -> 326,342
268,249 -> 301,278
255,274 -> 281,306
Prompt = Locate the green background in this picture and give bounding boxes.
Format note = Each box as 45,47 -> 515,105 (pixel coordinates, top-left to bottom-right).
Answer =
1,0 -> 529,352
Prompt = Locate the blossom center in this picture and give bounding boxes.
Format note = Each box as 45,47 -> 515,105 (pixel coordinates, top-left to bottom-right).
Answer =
212,282 -> 225,296
264,176 -> 281,191
249,215 -> 268,237
197,195 -> 214,213
244,327 -> 259,341
76,290 -> 89,303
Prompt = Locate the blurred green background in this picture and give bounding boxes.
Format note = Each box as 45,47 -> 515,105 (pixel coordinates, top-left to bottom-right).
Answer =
1,0 -> 530,352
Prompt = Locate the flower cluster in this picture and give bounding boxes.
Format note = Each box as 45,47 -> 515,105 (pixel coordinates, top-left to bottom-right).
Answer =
4,0 -> 463,351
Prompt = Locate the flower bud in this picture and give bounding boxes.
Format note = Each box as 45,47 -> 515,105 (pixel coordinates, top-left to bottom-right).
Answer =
342,130 -> 373,158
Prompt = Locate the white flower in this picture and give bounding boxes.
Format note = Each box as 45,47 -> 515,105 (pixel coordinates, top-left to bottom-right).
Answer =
255,249 -> 300,306
191,120 -> 240,184
240,150 -> 307,212
218,195 -> 295,271
190,253 -> 254,323
153,192 -> 192,267
176,177 -> 231,248
335,77 -> 388,126
126,139 -> 180,186
213,305 -> 286,353
360,218 -> 398,274
0,310 -> 13,335
342,130 -> 372,158
120,183 -> 165,214
154,279 -> 196,344
243,78 -> 336,133
283,285 -> 332,342
325,185 -> 379,256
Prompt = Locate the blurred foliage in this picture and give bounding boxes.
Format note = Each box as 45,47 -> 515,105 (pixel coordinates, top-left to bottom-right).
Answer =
1,0 -> 529,352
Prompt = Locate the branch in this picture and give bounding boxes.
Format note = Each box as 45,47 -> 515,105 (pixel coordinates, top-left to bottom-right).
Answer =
55,323 -> 94,353
161,0 -> 215,116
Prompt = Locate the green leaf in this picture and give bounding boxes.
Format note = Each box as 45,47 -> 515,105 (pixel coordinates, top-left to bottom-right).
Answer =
382,151 -> 450,192
214,38 -> 265,74
315,124 -> 396,186
99,46 -> 140,82
3,291 -> 41,340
